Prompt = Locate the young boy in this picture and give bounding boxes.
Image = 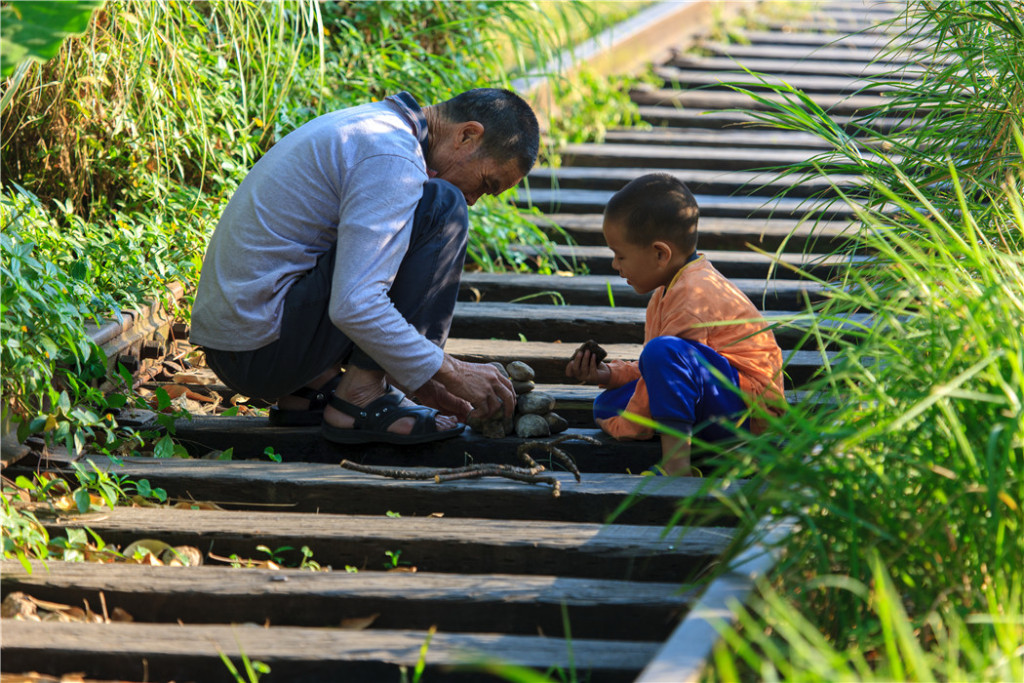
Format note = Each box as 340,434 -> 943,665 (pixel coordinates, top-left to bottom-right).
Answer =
565,173 -> 786,475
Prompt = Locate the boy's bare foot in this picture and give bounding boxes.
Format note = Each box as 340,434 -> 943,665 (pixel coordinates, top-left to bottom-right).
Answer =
323,367 -> 459,436
660,433 -> 692,476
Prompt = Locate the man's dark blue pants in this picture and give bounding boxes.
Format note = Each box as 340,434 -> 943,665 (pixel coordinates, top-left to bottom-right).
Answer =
205,178 -> 469,400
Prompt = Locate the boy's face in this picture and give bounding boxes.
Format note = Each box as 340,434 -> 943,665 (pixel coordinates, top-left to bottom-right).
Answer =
603,218 -> 674,294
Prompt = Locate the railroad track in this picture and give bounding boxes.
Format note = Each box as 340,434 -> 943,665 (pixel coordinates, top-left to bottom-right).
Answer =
2,1 -> 915,680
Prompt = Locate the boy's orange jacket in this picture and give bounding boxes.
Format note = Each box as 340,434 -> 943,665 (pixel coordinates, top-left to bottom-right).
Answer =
601,256 -> 786,440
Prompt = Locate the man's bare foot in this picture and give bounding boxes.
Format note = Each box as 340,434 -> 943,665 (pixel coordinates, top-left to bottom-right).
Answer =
323,367 -> 459,435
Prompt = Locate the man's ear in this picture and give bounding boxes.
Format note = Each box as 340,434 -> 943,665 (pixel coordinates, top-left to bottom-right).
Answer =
455,121 -> 485,149
652,240 -> 674,265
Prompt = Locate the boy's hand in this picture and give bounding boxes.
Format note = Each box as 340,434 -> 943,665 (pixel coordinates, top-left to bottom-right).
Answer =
565,348 -> 611,385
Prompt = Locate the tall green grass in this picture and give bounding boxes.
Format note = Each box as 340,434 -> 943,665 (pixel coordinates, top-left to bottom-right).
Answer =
686,1 -> 1024,677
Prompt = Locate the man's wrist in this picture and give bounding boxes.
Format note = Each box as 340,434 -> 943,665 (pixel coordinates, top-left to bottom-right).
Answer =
434,353 -> 461,386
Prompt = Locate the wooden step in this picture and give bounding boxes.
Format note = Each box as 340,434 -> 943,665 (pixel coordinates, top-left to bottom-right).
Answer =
527,164 -> 864,196
47,458 -> 742,524
696,40 -> 942,64
451,301 -> 863,349
635,105 -> 908,133
446,338 -> 829,387
460,271 -> 826,309
735,30 -> 906,47
506,243 -> 861,277
1,621 -> 660,683
630,87 -> 907,117
170,417 -> 663,471
696,41 -> 926,64
0,561 -> 696,640
598,128 -> 854,152
653,65 -> 912,94
45,507 -> 735,582
756,20 -> 894,35
555,143 -> 852,172
530,213 -> 857,251
516,188 -> 858,222
502,231 -> 860,280
665,53 -> 928,79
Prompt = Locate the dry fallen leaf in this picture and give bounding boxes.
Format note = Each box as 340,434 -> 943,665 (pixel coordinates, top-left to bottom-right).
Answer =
111,607 -> 134,622
339,612 -> 380,630
173,500 -> 225,511
1,592 -> 39,620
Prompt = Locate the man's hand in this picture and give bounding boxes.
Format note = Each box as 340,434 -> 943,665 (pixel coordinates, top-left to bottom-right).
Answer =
566,348 -> 611,385
413,378 -> 473,422
432,354 -> 516,421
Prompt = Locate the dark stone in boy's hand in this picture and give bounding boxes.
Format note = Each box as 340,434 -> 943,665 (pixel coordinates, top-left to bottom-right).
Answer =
573,339 -> 607,364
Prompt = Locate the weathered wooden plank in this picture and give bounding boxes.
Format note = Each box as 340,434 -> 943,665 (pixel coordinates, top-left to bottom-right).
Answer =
54,458 -> 740,524
460,271 -> 826,309
45,507 -> 735,582
0,561 -> 696,640
446,338 -> 829,388
555,143 -> 843,172
630,87 -> 907,116
634,105 -> 908,134
755,20 -> 894,35
452,301 -> 865,349
597,128 -> 848,152
698,41 -> 926,64
530,213 -> 857,251
517,188 -> 859,222
168,417 -> 663,471
482,241 -> 856,282
665,53 -> 928,79
736,29 -> 907,47
527,164 -> 863,196
653,65 -> 912,94
0,621 -> 659,683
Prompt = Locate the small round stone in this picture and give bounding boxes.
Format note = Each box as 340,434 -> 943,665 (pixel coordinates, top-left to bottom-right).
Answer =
516,392 -> 555,415
482,420 -> 508,439
512,380 -> 535,395
546,412 -> 569,435
489,361 -> 510,378
515,413 -> 550,438
506,361 -> 535,382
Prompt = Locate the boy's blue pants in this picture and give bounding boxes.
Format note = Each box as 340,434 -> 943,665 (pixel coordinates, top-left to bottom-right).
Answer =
593,336 -> 747,441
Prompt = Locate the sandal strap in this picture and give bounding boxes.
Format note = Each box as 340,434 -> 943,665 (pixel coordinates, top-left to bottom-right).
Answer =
289,374 -> 342,410
327,390 -> 437,434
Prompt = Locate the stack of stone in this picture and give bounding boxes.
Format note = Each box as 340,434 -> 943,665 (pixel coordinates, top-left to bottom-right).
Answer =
466,361 -> 569,439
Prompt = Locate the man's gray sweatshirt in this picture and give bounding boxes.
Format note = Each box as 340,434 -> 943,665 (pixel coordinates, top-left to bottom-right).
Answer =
190,96 -> 445,392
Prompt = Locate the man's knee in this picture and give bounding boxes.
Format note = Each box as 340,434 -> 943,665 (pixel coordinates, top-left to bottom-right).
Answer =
414,178 -> 469,243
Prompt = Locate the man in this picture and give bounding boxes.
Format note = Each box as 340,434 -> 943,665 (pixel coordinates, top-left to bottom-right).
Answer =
190,89 -> 539,444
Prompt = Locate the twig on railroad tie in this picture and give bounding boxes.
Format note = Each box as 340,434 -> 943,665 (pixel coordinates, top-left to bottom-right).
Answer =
339,450 -> 564,496
339,460 -> 438,479
517,434 -> 596,483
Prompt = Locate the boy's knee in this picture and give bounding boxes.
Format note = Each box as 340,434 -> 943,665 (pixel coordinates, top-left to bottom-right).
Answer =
640,336 -> 702,369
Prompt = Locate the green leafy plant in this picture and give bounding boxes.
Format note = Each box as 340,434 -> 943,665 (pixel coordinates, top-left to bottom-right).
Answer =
383,549 -> 410,570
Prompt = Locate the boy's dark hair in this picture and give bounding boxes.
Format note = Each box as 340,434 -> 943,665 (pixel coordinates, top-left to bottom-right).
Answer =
435,88 -> 540,176
605,173 -> 699,254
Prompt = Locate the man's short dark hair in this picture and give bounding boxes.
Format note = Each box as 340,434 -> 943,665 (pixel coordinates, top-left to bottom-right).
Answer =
435,88 -> 540,175
605,173 -> 699,255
